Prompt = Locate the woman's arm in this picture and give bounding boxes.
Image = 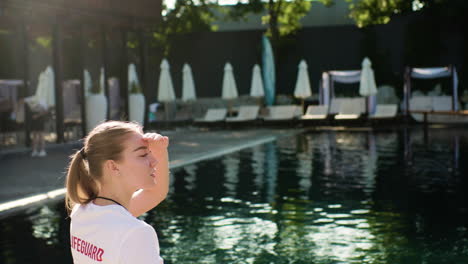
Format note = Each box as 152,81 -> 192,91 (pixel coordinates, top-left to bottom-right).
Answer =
129,134 -> 170,217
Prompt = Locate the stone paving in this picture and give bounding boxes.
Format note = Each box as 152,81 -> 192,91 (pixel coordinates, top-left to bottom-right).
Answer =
0,127 -> 304,212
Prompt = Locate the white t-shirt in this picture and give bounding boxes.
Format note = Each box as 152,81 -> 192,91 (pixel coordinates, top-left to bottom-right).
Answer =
70,203 -> 164,264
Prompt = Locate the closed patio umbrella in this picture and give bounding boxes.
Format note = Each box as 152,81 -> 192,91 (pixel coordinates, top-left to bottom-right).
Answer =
84,69 -> 92,96
28,66 -> 55,108
40,66 -> 56,108
250,64 -> 264,107
182,63 -> 196,101
222,62 -> 238,99
158,59 -> 176,120
294,60 -> 312,113
222,62 -> 238,115
359,57 -> 378,113
250,64 -> 264,97
128,63 -> 140,89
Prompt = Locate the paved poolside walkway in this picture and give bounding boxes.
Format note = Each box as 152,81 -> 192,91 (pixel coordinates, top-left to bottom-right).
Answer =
0,127 -> 304,215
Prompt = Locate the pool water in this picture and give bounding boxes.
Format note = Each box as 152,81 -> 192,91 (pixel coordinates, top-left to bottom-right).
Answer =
1,128 -> 468,264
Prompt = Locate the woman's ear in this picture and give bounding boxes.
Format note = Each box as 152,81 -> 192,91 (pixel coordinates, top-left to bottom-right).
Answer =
104,160 -> 120,176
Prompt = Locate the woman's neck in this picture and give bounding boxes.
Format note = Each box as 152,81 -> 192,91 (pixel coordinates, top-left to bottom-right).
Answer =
95,184 -> 133,210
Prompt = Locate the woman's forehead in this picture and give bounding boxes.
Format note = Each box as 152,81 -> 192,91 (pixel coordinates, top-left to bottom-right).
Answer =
125,132 -> 147,149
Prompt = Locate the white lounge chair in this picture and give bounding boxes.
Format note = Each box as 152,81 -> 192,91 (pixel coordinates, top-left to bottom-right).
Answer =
329,98 -> 345,115
369,104 -> 398,119
432,96 -> 452,111
334,98 -> 365,120
263,105 -> 301,121
194,108 -> 227,123
301,105 -> 328,120
226,105 -> 259,122
409,96 -> 432,122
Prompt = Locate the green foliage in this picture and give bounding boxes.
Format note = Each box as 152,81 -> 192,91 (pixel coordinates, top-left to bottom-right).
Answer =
153,0 -> 220,56
346,0 -> 411,28
225,0 -> 334,47
347,0 -> 468,27
36,37 -> 52,49
130,82 -> 143,94
90,81 -> 102,94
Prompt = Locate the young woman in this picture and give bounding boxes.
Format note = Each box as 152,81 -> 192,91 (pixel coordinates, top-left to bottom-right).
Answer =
66,121 -> 169,263
25,98 -> 49,157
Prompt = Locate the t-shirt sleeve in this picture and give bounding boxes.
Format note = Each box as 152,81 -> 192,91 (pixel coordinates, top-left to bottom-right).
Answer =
119,225 -> 163,264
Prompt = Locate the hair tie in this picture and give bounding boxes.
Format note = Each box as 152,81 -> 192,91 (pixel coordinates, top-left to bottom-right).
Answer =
80,148 -> 87,160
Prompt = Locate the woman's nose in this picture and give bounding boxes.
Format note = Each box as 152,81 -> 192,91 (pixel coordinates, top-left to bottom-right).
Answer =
149,154 -> 158,167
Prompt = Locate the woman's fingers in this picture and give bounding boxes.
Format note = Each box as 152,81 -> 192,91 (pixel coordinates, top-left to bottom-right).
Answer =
143,133 -> 169,149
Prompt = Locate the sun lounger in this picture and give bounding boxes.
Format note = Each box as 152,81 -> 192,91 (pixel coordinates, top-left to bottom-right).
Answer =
194,108 -> 227,123
226,105 -> 260,122
369,104 -> 398,119
334,98 -> 365,120
329,98 -> 345,115
301,105 -> 328,120
432,96 -> 452,111
263,105 -> 301,121
409,96 -> 432,122
410,96 -> 432,111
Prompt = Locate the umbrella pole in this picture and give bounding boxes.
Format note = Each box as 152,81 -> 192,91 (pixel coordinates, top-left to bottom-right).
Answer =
302,99 -> 305,114
164,101 -> 170,121
228,99 -> 233,117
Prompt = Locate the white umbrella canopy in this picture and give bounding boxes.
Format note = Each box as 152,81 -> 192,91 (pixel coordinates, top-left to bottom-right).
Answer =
250,64 -> 264,97
359,57 -> 378,96
26,66 -> 55,110
128,63 -> 140,89
157,59 -> 176,102
84,69 -> 92,96
99,67 -> 105,95
294,59 -> 312,99
221,62 -> 238,99
182,63 -> 196,101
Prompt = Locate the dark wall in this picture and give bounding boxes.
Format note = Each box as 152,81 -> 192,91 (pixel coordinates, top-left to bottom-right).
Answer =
165,30 -> 264,99
161,10 -> 465,100
0,9 -> 465,102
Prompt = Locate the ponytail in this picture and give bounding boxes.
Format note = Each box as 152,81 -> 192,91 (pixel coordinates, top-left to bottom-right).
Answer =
65,149 -> 99,213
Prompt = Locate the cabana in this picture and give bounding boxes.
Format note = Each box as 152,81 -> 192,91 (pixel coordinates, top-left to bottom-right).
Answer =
403,66 -> 467,123
404,66 -> 458,112
319,70 -> 374,116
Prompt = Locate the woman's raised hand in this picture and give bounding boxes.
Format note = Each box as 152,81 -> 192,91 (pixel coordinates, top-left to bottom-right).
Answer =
143,133 -> 169,153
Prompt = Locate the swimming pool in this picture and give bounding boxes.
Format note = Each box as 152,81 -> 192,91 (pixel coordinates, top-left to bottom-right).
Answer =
1,128 -> 468,263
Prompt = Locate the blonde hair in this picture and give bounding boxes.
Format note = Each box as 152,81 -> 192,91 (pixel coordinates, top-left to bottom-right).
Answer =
65,121 -> 142,213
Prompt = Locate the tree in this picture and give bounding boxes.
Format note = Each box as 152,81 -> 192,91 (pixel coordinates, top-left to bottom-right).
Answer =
226,0 -> 333,50
346,0 -> 468,28
152,0 -> 220,56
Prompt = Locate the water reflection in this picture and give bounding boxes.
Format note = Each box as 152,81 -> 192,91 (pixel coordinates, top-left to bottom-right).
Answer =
30,205 -> 60,245
264,142 -> 278,203
222,153 -> 240,197
2,128 -> 468,264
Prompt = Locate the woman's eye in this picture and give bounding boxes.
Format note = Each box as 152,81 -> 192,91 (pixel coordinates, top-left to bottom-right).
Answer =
140,153 -> 148,157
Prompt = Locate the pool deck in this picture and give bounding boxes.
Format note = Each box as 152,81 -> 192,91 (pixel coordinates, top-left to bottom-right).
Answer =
0,127 -> 304,216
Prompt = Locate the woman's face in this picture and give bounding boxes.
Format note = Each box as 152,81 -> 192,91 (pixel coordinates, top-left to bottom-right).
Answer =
117,132 -> 157,191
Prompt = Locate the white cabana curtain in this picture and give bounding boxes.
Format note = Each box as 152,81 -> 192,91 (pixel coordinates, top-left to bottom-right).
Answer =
403,66 -> 459,112
329,70 -> 361,83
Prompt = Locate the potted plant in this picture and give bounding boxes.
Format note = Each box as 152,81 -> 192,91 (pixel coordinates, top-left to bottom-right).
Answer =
85,69 -> 108,132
